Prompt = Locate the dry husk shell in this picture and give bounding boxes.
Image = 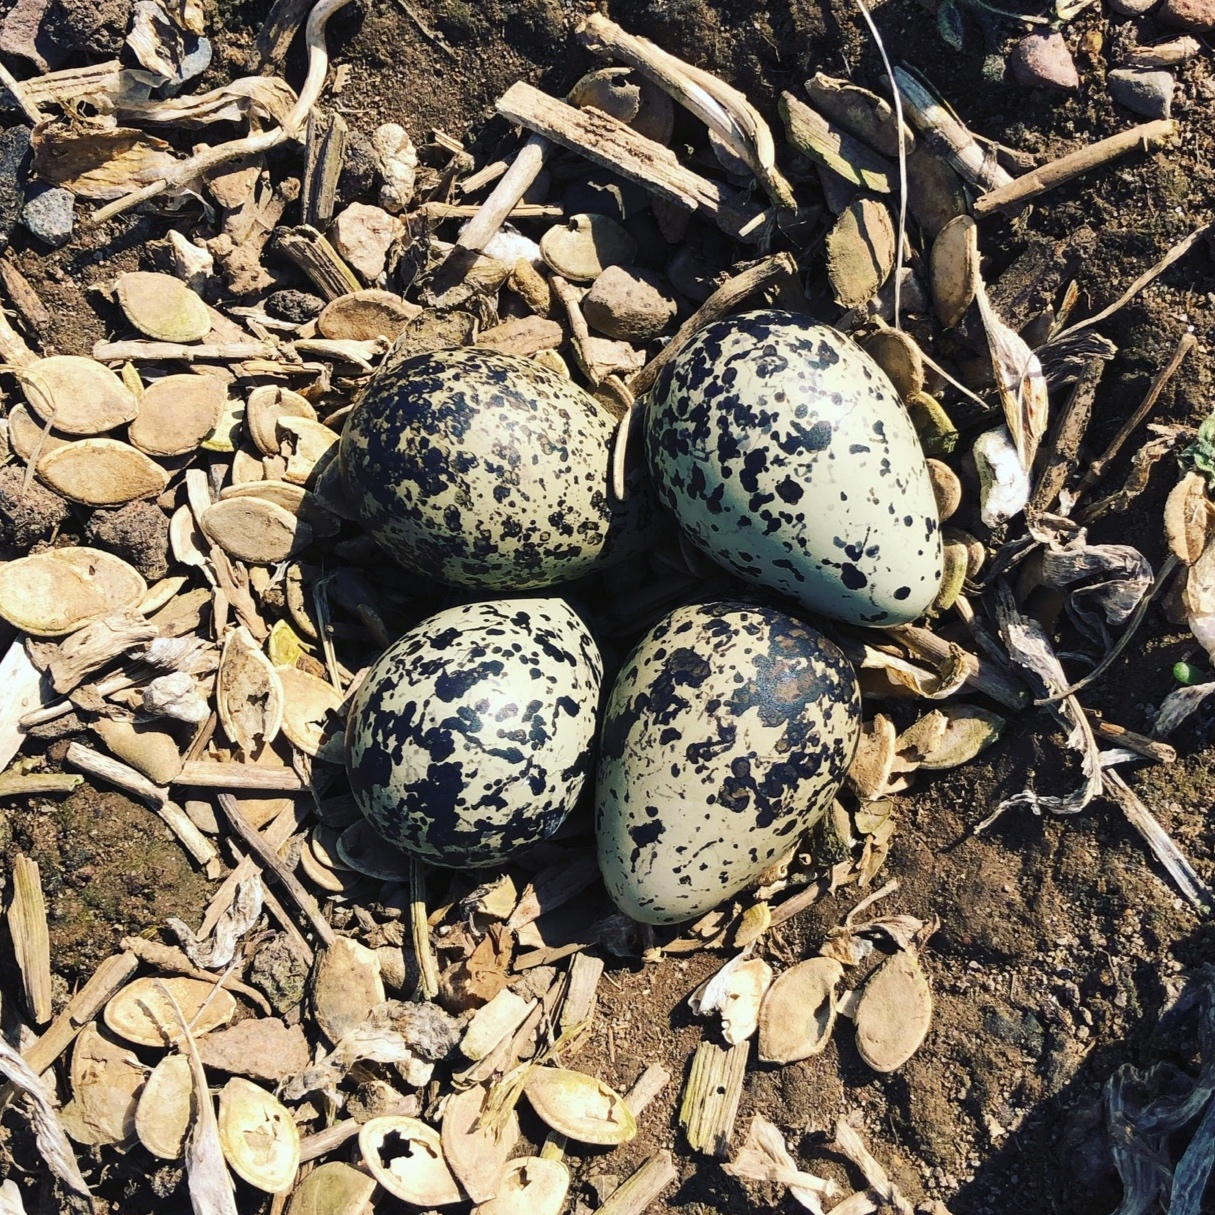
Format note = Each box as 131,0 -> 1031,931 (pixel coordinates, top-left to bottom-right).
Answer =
217,1076 -> 300,1193
116,271 -> 211,342
276,665 -> 346,762
852,950 -> 933,1073
21,355 -> 138,435
104,975 -> 236,1048
918,704 -> 1005,769
317,289 -> 421,341
568,66 -> 641,121
523,1067 -> 637,1146
930,215 -> 979,329
92,717 -> 183,785
847,713 -> 897,801
926,459 -> 962,522
336,817 -> 412,880
267,617 -> 311,668
805,72 -> 915,157
0,546 -> 145,636
38,437 -> 170,505
312,935 -> 385,1043
473,1157 -> 571,1215
441,1083 -> 520,1203
906,146 -> 969,239
1166,470 -> 1211,565
135,1053 -> 194,1160
64,1022 -> 146,1146
127,374 -> 226,457
906,391 -> 959,457
758,956 -> 844,1064
7,402 -> 69,460
201,393 -> 246,452
169,504 -> 210,569
826,198 -> 895,309
930,541 -> 969,615
540,213 -> 636,281
217,625 -> 284,756
286,1161 -> 377,1215
200,496 -> 313,564
220,479 -> 307,514
359,1116 -> 463,1206
246,386 -> 317,457
860,328 -> 924,399
277,416 -> 340,486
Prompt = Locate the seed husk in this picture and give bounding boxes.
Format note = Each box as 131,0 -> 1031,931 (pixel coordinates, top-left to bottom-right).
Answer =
246,386 -> 318,457
7,402 -> 70,460
523,1067 -> 637,1146
919,704 -> 1005,769
116,270 -> 211,342
847,714 -> 897,801
276,665 -> 346,761
473,1157 -> 571,1215
906,391 -> 959,456
276,416 -> 340,486
441,1083 -> 520,1204
217,625 -> 284,757
929,541 -> 969,615
359,1116 -> 463,1207
852,951 -> 933,1073
1165,470 -> 1210,565
104,976 -> 236,1048
135,1053 -> 194,1160
220,478 -> 308,514
861,328 -> 924,399
317,289 -> 421,341
540,213 -> 636,282
826,198 -> 896,309
127,374 -> 226,457
64,1022 -> 145,1146
217,1076 -> 300,1193
757,956 -> 844,1064
336,818 -> 413,879
21,355 -> 138,435
312,936 -> 385,1044
200,496 -> 313,565
0,553 -> 107,636
38,438 -> 170,505
930,215 -> 979,329
926,459 -> 963,522
285,1161 -> 377,1215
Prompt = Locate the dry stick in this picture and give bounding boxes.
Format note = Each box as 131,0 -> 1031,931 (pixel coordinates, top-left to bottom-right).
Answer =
892,66 -> 1013,193
0,772 -> 82,797
596,1151 -> 679,1215
974,120 -> 1177,217
452,133 -> 550,257
8,856 -> 52,1025
120,936 -> 273,1015
410,858 -> 441,1000
497,83 -> 766,243
883,624 -> 1029,711
1074,333 -> 1196,501
176,760 -> 306,791
0,59 -> 43,126
94,339 -> 279,362
216,792 -> 336,946
778,93 -> 893,192
1028,357 -> 1104,515
298,1119 -> 361,1161
1087,715 -> 1176,764
628,253 -> 798,397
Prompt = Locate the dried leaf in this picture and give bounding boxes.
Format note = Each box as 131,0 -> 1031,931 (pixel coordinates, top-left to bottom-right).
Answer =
1166,472 -> 1211,566
723,1115 -> 837,1212
168,875 -> 263,970
687,951 -> 773,1045
33,123 -> 179,200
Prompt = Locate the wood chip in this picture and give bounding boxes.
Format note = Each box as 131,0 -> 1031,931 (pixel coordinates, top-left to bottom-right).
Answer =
461,990 -> 537,1062
37,437 -> 170,505
116,271 -> 211,342
21,355 -> 138,435
679,1040 -> 747,1157
7,855 -> 52,1025
127,373 -> 226,456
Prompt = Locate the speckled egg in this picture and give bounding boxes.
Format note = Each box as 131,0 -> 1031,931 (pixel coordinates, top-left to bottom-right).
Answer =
645,309 -> 942,625
339,347 -> 651,589
346,598 -> 602,867
595,600 -> 860,924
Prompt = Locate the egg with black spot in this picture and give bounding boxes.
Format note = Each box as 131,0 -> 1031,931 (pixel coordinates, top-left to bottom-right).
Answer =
645,309 -> 942,625
340,347 -> 652,589
595,600 -> 860,924
346,599 -> 602,867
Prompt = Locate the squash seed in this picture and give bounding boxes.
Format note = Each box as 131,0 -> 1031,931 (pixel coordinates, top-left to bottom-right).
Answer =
127,374 -> 226,457
276,665 -> 345,762
359,1116 -> 463,1207
540,213 -> 636,282
21,355 -> 138,435
441,1083 -> 519,1203
919,704 -> 1005,770
523,1067 -> 637,1146
200,496 -> 313,565
135,1054 -> 194,1160
7,401 -> 69,460
104,976 -> 236,1048
851,951 -> 933,1073
217,625 -> 284,756
285,1161 -> 376,1215
0,554 -> 107,636
861,328 -> 924,400
930,215 -> 979,329
276,416 -> 339,486
473,1157 -> 571,1215
64,1022 -> 145,1147
246,385 -> 317,457
317,289 -> 421,341
217,1076 -> 300,1193
826,198 -> 895,309
38,438 -> 170,506
116,271 -> 211,342
757,956 -> 844,1064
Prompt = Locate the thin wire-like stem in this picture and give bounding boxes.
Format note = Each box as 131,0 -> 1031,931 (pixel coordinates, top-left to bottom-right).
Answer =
854,0 -> 907,331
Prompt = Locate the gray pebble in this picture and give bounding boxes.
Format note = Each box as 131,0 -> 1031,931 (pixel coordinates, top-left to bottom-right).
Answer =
21,183 -> 73,247
583,264 -> 677,342
1108,67 -> 1175,118
1108,0 -> 1157,14
0,126 -> 29,251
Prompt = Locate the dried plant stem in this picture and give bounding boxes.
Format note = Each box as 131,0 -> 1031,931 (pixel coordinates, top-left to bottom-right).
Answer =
217,792 -> 336,946
974,120 -> 1177,216
885,625 -> 1029,710
410,858 -> 441,1000
1087,715 -> 1176,764
679,1040 -> 748,1156
176,760 -> 306,790
0,59 -> 43,126
0,772 -> 82,797
1074,333 -> 1196,500
8,856 -> 52,1025
596,1151 -> 678,1215
299,1119 -> 360,1161
1029,357 -> 1104,515
629,253 -> 797,396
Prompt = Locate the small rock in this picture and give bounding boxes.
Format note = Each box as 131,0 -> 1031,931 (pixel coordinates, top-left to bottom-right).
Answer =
1108,0 -> 1157,15
336,129 -> 378,210
583,265 -> 677,342
0,0 -> 60,71
266,289 -> 325,323
47,0 -> 132,57
1010,32 -> 1080,90
249,933 -> 310,1014
92,718 -> 182,786
195,1018 -> 311,1082
0,463 -> 69,548
85,500 -> 170,582
165,229 -> 214,296
0,126 -> 31,252
21,183 -> 74,247
1160,0 -> 1215,27
1108,67 -> 1175,118
372,123 -> 417,213
331,201 -> 403,283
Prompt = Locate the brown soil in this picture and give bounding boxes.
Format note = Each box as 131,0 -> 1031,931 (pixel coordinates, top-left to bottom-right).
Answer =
3,1 -> 1215,1213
